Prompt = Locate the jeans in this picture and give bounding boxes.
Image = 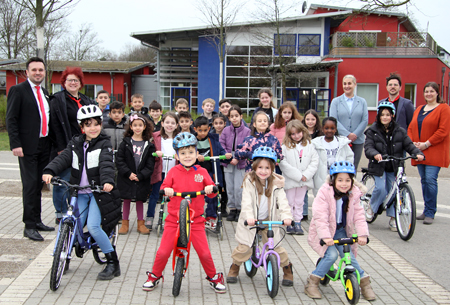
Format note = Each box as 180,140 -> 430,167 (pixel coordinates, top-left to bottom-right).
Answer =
53,167 -> 71,218
417,164 -> 441,218
77,193 -> 114,254
146,174 -> 164,218
370,172 -> 396,218
312,227 -> 364,278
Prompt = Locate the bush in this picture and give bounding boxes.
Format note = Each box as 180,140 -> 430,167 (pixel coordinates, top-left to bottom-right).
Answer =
0,95 -> 6,130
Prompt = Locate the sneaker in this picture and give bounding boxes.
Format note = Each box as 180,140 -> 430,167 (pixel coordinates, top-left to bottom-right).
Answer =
145,217 -> 153,230
363,201 -> 374,222
389,218 -> 397,232
142,272 -> 163,291
226,209 -> 237,221
286,225 -> 295,234
207,273 -> 227,293
234,210 -> 240,222
205,218 -> 217,230
55,218 -> 61,225
294,223 -> 304,235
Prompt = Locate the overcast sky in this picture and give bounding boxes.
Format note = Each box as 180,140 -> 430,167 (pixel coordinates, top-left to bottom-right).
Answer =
66,0 -> 450,54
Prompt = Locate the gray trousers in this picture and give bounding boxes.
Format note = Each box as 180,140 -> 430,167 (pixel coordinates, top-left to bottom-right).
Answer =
224,166 -> 245,210
351,143 -> 364,172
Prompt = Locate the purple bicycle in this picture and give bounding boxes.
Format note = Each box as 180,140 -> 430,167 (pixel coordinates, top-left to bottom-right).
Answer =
243,220 -> 293,298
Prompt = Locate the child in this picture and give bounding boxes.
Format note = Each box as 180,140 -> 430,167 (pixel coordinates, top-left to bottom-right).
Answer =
142,132 -> 226,293
178,111 -> 195,134
236,111 -> 283,172
269,101 -> 303,144
174,98 -> 189,114
194,116 -> 232,229
279,120 -> 318,235
103,101 -> 127,151
219,98 -> 232,126
211,113 -> 227,136
250,88 -> 278,125
116,113 -> 156,235
129,93 -> 150,120
220,105 -> 251,221
145,112 -> 180,229
42,105 -> 121,280
149,100 -> 162,132
211,113 -> 229,216
305,161 -> 376,301
311,117 -> 353,195
201,98 -> 218,126
226,146 -> 294,286
96,90 -> 111,121
364,102 -> 424,230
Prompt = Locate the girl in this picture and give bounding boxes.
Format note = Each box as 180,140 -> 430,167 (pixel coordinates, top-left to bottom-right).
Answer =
250,88 -> 278,125
220,105 -> 251,221
145,112 -> 180,230
211,113 -> 227,136
235,111 -> 283,173
227,146 -> 294,287
43,105 -> 121,281
311,117 -> 353,195
305,161 -> 375,301
269,101 -> 303,144
364,102 -> 424,230
116,113 -> 156,235
279,120 -> 318,235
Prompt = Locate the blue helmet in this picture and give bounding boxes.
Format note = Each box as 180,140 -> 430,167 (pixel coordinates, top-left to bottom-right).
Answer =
377,101 -> 396,116
252,146 -> 277,163
173,132 -> 197,150
330,161 -> 355,176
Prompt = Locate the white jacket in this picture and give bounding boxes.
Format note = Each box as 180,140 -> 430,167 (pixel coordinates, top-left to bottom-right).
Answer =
311,136 -> 354,195
279,142 -> 319,190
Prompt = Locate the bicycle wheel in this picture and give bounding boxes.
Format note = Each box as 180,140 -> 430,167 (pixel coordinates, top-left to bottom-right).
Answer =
93,224 -> 119,264
316,258 -> 333,286
395,183 -> 416,241
50,222 -> 72,291
172,256 -> 185,297
178,199 -> 190,248
344,273 -> 360,305
156,203 -> 165,237
361,174 -> 377,223
266,254 -> 279,298
244,247 -> 258,278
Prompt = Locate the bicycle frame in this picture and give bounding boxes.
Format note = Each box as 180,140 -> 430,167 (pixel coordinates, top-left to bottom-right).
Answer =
248,221 -> 284,271
378,159 -> 407,213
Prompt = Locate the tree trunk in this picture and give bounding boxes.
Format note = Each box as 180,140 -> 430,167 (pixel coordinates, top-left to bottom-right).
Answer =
219,61 -> 223,101
35,0 -> 45,59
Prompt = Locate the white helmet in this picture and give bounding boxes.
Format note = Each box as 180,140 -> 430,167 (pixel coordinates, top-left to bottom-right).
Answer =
77,105 -> 103,124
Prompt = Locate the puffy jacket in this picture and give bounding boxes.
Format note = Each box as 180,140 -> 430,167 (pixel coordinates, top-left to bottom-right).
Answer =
219,120 -> 251,169
116,137 -> 156,201
150,131 -> 163,184
269,123 -> 286,144
102,116 -> 127,151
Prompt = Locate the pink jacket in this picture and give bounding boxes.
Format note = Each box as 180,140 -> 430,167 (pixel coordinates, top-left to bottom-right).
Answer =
307,178 -> 368,258
269,123 -> 286,144
150,131 -> 162,184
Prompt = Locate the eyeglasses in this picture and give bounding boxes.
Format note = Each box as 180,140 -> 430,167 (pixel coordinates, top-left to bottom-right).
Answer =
66,79 -> 80,83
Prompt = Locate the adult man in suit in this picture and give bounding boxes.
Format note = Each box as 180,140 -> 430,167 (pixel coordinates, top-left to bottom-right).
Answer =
378,73 -> 415,130
6,57 -> 55,241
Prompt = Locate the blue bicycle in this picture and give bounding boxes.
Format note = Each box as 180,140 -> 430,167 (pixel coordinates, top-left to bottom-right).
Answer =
49,177 -> 119,291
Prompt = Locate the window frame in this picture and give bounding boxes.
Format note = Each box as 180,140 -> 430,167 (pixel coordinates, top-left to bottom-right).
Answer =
273,34 -> 297,56
356,83 -> 379,110
297,34 -> 321,56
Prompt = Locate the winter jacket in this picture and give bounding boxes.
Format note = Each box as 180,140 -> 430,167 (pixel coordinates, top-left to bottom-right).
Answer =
150,131 -> 163,184
307,178 -> 369,258
235,132 -> 283,172
128,107 -> 151,121
98,104 -> 110,122
235,173 -> 292,247
219,120 -> 251,169
43,132 -> 121,235
102,116 -> 127,151
269,123 -> 286,144
364,122 -> 423,176
116,137 -> 156,201
251,107 -> 278,125
197,133 -> 227,187
279,142 -> 319,190
378,97 -> 414,130
311,136 -> 354,195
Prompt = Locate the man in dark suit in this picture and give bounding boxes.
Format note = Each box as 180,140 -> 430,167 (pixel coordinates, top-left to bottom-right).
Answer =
6,57 -> 55,241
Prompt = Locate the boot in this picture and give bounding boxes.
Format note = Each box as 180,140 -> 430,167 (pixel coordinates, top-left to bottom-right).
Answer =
118,220 -> 129,235
226,263 -> 240,283
360,275 -> 376,301
304,274 -> 322,299
234,210 -> 241,222
137,220 -> 150,234
226,209 -> 236,221
97,251 -> 121,280
282,262 -> 293,286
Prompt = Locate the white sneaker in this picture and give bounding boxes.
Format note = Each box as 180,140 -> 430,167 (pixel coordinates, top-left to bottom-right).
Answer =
363,201 -> 374,222
389,218 -> 397,232
142,272 -> 163,291
207,273 -> 227,293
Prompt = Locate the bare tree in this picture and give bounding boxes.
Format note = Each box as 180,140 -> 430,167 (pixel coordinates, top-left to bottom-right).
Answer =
357,0 -> 411,11
118,44 -> 156,62
58,23 -> 102,61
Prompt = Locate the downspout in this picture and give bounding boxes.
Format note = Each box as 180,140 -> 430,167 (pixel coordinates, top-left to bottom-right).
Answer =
397,17 -> 408,32
441,67 -> 446,99
334,63 -> 339,98
110,72 -> 114,100
124,82 -> 128,105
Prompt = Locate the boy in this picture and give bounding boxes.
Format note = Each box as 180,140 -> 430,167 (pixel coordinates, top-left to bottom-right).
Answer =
201,98 -> 217,127
194,116 -> 231,228
178,111 -> 195,134
142,132 -> 226,293
96,90 -> 111,121
174,98 -> 189,114
103,101 -> 127,151
129,93 -> 150,120
149,100 -> 162,132
219,98 -> 248,128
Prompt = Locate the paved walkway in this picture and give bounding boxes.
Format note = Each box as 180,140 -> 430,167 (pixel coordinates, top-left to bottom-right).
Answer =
0,197 -> 449,304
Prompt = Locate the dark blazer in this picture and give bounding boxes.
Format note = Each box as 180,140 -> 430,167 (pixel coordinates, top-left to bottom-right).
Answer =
6,80 -> 50,154
378,97 -> 415,130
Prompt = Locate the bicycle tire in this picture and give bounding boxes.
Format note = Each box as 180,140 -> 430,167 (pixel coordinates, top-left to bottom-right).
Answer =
344,273 -> 360,305
219,226 -> 224,241
266,254 -> 279,298
172,256 -> 185,297
395,183 -> 416,241
50,223 -> 72,291
244,247 -> 258,278
156,225 -> 162,237
93,224 -> 119,264
178,199 -> 190,248
361,174 -> 377,223
156,203 -> 165,237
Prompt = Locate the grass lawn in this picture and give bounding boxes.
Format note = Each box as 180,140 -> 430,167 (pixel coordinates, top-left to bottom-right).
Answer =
0,132 -> 10,151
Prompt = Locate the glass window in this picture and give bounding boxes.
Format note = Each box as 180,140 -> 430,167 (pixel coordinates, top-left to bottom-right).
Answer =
318,77 -> 326,88
357,84 -> 379,108
274,34 -> 296,56
226,78 -> 248,87
227,56 -> 249,66
298,34 -> 321,56
250,46 -> 272,55
250,78 -> 271,88
227,46 -> 249,55
226,88 -> 248,98
52,84 -> 62,94
301,78 -> 316,88
226,67 -> 248,77
83,85 -> 96,100
250,68 -> 270,77
227,98 -> 248,109
250,56 -> 272,66
404,84 -> 416,107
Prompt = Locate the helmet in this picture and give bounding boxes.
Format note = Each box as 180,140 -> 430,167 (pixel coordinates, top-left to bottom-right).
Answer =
252,146 -> 277,163
329,161 -> 355,176
77,105 -> 103,124
377,101 -> 396,115
173,132 -> 197,150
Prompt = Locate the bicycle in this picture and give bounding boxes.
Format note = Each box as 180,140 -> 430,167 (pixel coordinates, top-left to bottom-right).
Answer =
360,155 -> 418,241
317,234 -> 369,305
49,177 -> 119,291
243,219 -> 293,299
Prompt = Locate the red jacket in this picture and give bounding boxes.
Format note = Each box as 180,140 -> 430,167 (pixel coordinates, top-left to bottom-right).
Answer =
161,164 -> 216,223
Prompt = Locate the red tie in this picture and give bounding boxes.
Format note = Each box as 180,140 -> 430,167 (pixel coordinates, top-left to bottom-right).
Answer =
35,86 -> 47,136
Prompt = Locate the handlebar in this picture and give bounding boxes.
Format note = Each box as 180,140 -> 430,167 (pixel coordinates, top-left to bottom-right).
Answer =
379,154 -> 424,162
319,235 -> 370,246
203,155 -> 227,161
244,220 -> 294,226
152,153 -> 175,159
158,186 -> 219,198
50,177 -> 105,193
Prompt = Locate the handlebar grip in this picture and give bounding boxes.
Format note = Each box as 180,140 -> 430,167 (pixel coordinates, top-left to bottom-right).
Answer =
159,189 -> 165,195
244,220 -> 248,226
282,220 -> 295,226
212,186 -> 218,193
51,176 -> 60,183
320,239 -> 325,246
152,152 -> 157,157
